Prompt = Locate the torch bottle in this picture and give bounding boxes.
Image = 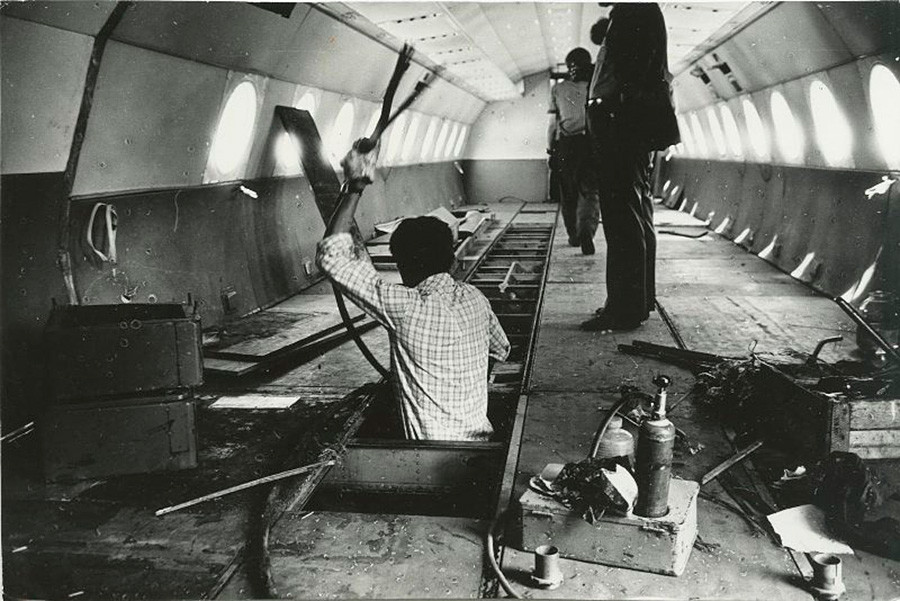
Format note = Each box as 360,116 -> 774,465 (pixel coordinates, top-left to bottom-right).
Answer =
635,376 -> 676,518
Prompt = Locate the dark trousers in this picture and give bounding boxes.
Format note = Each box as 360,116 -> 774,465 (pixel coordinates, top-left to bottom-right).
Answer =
556,133 -> 601,244
588,105 -> 656,320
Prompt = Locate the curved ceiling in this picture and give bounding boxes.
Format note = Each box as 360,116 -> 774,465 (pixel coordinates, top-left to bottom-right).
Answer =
344,2 -> 773,100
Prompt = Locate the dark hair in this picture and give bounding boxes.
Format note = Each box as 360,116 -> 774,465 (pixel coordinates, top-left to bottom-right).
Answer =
590,17 -> 610,45
389,216 -> 454,282
565,47 -> 592,67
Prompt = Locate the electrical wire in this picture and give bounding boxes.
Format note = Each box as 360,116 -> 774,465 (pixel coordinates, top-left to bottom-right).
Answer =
485,510 -> 523,599
587,395 -> 632,459
332,281 -> 390,379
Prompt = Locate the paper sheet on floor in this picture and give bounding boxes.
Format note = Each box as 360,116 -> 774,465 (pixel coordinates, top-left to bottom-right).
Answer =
766,504 -> 854,554
210,395 -> 299,409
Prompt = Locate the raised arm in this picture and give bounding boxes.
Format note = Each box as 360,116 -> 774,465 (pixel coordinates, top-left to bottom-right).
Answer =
325,139 -> 379,236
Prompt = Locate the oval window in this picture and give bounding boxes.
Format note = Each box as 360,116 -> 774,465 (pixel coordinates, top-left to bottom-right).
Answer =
677,115 -> 695,155
421,116 -> 440,160
706,107 -> 727,157
328,102 -> 356,167
719,104 -> 743,158
689,112 -> 708,157
385,113 -> 407,164
454,125 -> 469,156
809,80 -> 853,167
434,121 -> 451,160
401,113 -> 422,162
869,64 -> 900,167
444,123 -> 461,158
295,91 -> 317,117
209,81 -> 258,177
742,97 -> 769,160
770,90 -> 804,163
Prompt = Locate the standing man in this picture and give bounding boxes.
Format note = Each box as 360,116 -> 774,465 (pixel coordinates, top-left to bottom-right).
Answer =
548,48 -> 601,255
582,3 -> 680,331
316,141 -> 510,441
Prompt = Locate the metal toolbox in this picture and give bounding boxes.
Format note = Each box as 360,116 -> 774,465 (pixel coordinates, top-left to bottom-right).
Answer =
45,303 -> 202,400
41,392 -> 197,481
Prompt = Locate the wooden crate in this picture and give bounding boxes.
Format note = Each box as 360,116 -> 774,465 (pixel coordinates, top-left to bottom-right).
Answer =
846,398 -> 899,459
42,392 -> 197,481
757,361 -> 900,460
516,478 -> 699,576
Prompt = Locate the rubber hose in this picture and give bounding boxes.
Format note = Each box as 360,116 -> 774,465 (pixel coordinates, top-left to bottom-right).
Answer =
485,510 -> 523,599
332,282 -> 390,379
587,395 -> 631,460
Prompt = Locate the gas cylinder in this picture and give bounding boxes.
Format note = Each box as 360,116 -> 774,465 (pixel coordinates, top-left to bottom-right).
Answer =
635,375 -> 676,518
595,415 -> 635,462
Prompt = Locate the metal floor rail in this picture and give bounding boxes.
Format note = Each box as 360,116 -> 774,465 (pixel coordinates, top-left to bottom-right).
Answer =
469,221 -> 556,398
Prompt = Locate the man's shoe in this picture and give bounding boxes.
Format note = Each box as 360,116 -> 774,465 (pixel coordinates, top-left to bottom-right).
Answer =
581,235 -> 595,255
580,313 -> 642,332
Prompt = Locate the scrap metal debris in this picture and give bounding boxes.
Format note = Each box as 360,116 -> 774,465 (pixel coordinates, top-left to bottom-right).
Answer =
539,457 -> 638,523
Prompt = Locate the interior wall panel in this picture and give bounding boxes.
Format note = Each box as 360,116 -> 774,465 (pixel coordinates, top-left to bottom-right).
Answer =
1,173 -> 72,424
0,17 -> 93,175
276,8 -> 416,104
461,159 -> 547,204
0,1 -> 113,36
656,158 -> 892,302
709,2 -> 852,94
237,177 -> 327,309
466,72 -> 550,161
777,169 -> 886,295
73,41 -> 228,195
65,161 -> 464,328
98,1 -> 485,123
112,2 -> 314,80
816,1 -> 900,58
69,186 -> 260,324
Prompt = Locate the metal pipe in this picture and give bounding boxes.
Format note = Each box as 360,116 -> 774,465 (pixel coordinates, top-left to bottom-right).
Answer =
833,297 -> 900,365
498,261 -> 520,295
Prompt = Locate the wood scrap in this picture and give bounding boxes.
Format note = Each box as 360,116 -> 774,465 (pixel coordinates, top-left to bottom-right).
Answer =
701,440 -> 764,485
154,459 -> 336,516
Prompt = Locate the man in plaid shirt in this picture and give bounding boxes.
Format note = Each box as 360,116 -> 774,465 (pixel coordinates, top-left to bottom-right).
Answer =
316,140 -> 510,441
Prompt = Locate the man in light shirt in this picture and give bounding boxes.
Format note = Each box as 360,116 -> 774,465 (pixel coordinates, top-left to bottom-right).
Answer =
316,141 -> 510,441
548,47 -> 601,255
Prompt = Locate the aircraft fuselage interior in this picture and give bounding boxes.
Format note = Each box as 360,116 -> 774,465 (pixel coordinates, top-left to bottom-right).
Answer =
2,1 -> 899,599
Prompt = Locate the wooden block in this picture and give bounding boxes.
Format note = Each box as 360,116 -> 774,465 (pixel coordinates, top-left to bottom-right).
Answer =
516,478 -> 699,576
850,398 -> 900,430
203,357 -> 259,376
849,429 -> 900,459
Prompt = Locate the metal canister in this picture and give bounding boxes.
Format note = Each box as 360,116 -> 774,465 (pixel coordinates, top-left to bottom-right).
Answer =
634,416 -> 676,517
595,415 -> 635,462
635,375 -> 676,518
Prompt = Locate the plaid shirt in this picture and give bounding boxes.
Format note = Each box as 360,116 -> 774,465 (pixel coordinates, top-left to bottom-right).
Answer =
317,233 -> 510,441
